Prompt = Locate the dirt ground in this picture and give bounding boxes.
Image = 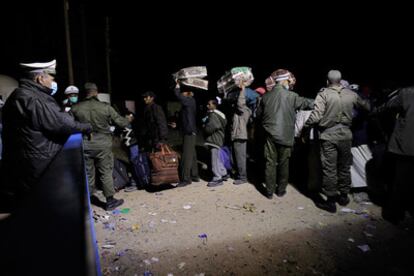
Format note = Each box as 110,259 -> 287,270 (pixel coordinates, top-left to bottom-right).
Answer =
93,180 -> 414,276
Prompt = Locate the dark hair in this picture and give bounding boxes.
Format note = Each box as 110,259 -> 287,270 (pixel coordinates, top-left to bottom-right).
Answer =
208,99 -> 218,107
179,83 -> 193,93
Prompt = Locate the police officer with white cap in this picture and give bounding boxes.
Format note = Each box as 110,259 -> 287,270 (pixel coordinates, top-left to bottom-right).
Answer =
1,59 -> 92,197
62,85 -> 79,112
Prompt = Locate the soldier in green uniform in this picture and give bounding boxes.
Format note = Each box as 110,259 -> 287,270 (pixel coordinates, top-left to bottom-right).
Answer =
258,69 -> 314,199
71,82 -> 132,210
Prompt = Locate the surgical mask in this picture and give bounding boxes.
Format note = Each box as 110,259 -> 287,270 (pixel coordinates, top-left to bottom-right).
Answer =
283,83 -> 290,90
69,96 -> 78,104
50,81 -> 58,96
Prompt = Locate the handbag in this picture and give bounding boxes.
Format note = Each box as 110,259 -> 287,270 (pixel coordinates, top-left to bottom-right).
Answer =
149,144 -> 180,185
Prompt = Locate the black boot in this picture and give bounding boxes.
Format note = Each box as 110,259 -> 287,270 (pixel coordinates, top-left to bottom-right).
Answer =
316,196 -> 337,213
105,196 -> 124,211
337,193 -> 350,206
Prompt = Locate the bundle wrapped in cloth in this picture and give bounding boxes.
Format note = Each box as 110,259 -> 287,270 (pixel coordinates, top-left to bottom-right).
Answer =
173,66 -> 208,90
217,67 -> 254,96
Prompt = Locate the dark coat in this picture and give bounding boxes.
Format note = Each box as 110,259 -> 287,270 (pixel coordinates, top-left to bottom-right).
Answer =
204,109 -> 227,148
258,85 -> 314,147
144,102 -> 168,146
380,86 -> 414,156
2,79 -> 91,192
175,88 -> 197,135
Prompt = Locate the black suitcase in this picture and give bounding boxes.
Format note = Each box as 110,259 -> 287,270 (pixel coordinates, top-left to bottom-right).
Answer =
113,159 -> 130,191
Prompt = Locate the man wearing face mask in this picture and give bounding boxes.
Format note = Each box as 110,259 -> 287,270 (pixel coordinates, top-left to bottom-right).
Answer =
1,59 -> 93,198
62,85 -> 79,112
257,69 -> 314,199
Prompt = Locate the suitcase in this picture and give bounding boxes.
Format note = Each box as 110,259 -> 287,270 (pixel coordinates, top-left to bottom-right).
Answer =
173,66 -> 208,90
129,145 -> 151,188
173,66 -> 207,80
113,159 -> 130,191
217,67 -> 254,95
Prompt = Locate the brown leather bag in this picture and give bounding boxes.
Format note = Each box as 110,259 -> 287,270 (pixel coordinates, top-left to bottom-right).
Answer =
149,144 -> 180,185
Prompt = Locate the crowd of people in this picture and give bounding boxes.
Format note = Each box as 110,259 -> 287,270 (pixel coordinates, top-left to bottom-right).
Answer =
0,59 -> 413,224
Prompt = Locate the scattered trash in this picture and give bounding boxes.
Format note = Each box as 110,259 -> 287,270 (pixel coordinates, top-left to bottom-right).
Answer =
161,219 -> 169,223
366,224 -> 377,230
297,206 -> 305,210
102,244 -> 115,249
198,233 -> 208,245
363,231 -> 374,238
143,270 -> 153,276
357,244 -> 371,252
170,220 -> 177,224
94,213 -> 111,221
143,259 -> 151,265
148,212 -> 158,216
361,214 -> 371,219
148,221 -> 156,229
178,262 -> 186,269
117,250 -> 127,257
167,274 -> 174,276
183,205 -> 192,210
283,259 -> 287,263
360,201 -> 372,205
151,257 -> 159,263
348,238 -> 355,243
112,209 -> 121,215
340,208 -> 355,213
224,205 -> 242,210
195,274 -> 205,276
103,222 -> 116,231
318,222 -> 327,227
355,209 -> 369,215
131,224 -> 140,232
154,192 -> 163,196
120,208 -> 130,214
227,246 -> 235,251
104,240 -> 116,245
243,202 -> 256,212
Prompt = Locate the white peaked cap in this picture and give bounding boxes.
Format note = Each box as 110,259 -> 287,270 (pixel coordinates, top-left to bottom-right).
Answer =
20,59 -> 57,74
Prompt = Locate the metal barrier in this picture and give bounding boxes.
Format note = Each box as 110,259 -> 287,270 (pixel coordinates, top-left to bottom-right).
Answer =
0,134 -> 101,276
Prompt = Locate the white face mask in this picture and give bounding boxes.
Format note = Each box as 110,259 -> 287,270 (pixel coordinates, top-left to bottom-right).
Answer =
283,83 -> 290,90
50,81 -> 58,95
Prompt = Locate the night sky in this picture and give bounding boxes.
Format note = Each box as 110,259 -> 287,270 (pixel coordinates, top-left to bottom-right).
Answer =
1,1 -> 413,105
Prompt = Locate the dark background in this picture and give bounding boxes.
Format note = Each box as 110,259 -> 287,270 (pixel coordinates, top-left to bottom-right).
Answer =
1,1 -> 413,105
